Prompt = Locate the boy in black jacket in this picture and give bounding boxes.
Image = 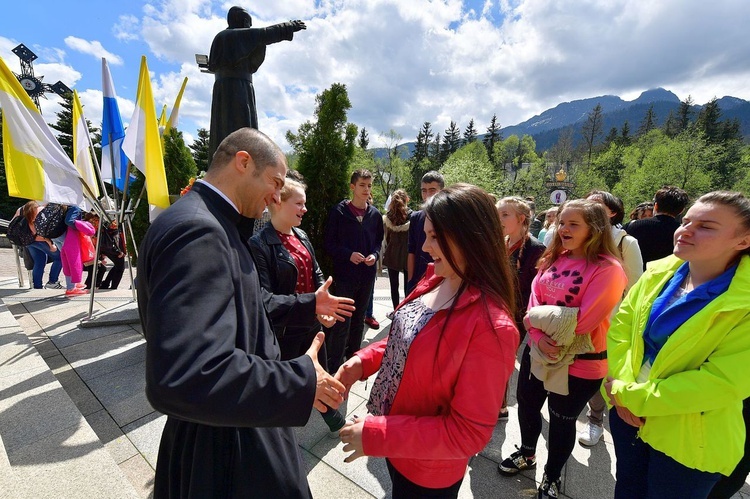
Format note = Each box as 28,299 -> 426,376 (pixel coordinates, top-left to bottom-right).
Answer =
324,169 -> 384,373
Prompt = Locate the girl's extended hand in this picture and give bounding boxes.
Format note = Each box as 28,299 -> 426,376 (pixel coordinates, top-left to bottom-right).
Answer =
334,356 -> 363,400
339,415 -> 365,463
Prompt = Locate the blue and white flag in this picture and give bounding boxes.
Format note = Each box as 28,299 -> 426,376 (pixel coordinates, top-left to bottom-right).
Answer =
100,58 -> 129,191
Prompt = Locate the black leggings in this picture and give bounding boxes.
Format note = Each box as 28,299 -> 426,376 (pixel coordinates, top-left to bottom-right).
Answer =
387,267 -> 408,309
386,459 -> 463,499
516,345 -> 603,482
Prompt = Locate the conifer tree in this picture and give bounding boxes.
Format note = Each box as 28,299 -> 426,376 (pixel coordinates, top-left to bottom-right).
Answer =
286,83 -> 357,271
637,104 -> 656,137
581,103 -> 604,167
463,119 -> 478,145
358,127 -> 369,150
483,114 -> 502,163
189,128 -> 210,173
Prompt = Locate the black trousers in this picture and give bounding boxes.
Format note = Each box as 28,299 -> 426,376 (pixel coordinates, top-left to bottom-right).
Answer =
387,267 -> 407,309
516,345 -> 603,482
708,397 -> 750,498
324,276 -> 374,374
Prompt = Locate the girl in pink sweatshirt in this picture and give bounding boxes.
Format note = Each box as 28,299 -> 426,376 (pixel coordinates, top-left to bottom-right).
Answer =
499,199 -> 626,499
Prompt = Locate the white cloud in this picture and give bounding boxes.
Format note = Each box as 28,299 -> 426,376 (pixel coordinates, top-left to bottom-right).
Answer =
114,15 -> 141,42
64,37 -> 124,65
65,0 -> 750,151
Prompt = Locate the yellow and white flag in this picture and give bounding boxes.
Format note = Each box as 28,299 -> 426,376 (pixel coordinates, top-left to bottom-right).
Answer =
122,56 -> 169,209
0,56 -> 83,205
166,77 -> 188,133
72,90 -> 100,200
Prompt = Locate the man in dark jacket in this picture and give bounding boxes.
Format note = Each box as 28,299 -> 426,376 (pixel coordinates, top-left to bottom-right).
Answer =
138,128 -> 348,498
324,169 -> 384,373
625,186 -> 689,270
406,171 -> 444,293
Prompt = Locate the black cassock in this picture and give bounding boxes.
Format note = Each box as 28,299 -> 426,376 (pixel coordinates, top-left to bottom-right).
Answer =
138,182 -> 317,498
208,23 -> 298,159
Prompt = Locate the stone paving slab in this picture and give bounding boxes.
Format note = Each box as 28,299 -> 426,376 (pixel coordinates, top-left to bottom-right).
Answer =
85,361 -> 151,428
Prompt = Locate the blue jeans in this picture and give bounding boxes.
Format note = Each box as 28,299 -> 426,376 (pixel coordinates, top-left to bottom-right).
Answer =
610,407 -> 721,498
26,241 -> 62,289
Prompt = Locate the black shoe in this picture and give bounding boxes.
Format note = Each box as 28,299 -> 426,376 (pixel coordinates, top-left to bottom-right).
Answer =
538,473 -> 561,499
498,448 -> 536,476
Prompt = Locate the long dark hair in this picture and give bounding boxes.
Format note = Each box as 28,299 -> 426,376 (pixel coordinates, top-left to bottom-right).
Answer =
424,184 -> 516,320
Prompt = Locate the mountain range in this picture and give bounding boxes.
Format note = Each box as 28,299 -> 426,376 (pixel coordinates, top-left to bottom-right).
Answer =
381,88 -> 750,157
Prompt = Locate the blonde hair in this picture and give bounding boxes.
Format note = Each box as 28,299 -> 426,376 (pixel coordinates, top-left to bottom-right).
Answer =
269,172 -> 306,214
537,199 -> 620,271
496,196 -> 532,234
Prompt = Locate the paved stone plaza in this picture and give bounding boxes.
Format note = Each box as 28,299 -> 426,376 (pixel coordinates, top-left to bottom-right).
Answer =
0,246 -> 748,498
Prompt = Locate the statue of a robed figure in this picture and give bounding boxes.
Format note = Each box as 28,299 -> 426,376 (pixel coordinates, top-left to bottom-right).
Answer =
208,6 -> 306,159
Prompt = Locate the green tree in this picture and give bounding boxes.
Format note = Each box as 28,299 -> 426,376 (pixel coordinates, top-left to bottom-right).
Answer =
128,128 -> 197,259
637,104 -> 656,137
463,119 -> 478,145
695,98 -> 722,145
408,122 -> 434,203
441,121 -> 461,163
592,142 -> 625,190
429,133 -> 442,168
614,129 -> 714,210
372,129 -> 410,203
189,128 -> 210,173
620,121 -> 631,146
548,127 -> 575,168
581,103 -> 604,167
163,128 -> 198,194
286,83 -> 357,272
603,127 -> 619,148
358,127 -> 369,150
48,93 -> 75,160
678,96 -> 694,132
48,92 -> 100,163
483,114 -> 502,164
439,141 -> 499,194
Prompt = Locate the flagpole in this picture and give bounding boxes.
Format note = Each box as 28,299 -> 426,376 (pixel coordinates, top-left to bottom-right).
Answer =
108,133 -> 120,213
85,127 -> 111,211
118,161 -> 133,226
86,214 -> 105,319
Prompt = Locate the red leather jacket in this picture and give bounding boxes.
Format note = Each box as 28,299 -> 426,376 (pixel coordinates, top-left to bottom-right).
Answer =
356,265 -> 519,488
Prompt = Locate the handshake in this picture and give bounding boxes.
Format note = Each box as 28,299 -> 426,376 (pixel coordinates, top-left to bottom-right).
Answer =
304,334 -> 366,462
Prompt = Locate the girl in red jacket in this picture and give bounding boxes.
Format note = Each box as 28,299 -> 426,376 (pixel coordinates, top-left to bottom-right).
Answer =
337,184 -> 520,498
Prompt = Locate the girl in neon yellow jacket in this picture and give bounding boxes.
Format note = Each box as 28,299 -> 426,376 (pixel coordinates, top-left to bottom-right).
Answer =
605,191 -> 750,499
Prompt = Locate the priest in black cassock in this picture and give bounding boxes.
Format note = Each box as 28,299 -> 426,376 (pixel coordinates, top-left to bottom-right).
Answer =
138,128 -> 350,498
207,6 -> 306,160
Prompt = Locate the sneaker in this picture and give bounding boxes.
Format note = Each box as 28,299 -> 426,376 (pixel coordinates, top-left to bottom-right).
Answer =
74,283 -> 86,289
386,311 -> 395,320
364,316 -> 380,329
538,473 -> 561,499
498,448 -> 536,475
44,281 -> 63,289
577,422 -> 604,447
65,288 -> 88,296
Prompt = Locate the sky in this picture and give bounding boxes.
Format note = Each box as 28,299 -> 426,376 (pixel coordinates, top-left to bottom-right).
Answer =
1,0 -> 749,152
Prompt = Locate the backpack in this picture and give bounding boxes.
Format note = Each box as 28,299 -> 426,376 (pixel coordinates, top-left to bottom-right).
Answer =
34,204 -> 67,238
6,215 -> 35,246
